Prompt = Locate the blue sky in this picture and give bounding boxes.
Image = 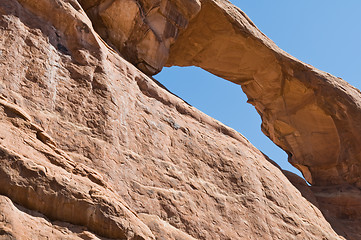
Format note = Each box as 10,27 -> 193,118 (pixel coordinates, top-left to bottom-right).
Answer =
155,1 -> 361,177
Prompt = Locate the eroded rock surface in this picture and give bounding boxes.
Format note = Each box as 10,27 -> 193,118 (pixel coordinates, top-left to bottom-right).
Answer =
166,1 -> 361,237
167,0 -> 361,189
0,0 -> 360,239
78,0 -> 201,75
0,195 -> 112,240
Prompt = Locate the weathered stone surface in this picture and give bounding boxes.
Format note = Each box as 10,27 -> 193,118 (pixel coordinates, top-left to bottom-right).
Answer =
168,0 -> 361,186
0,0 -> 360,239
166,1 -> 361,234
78,0 -> 201,75
167,0 -> 361,189
0,195 -> 112,240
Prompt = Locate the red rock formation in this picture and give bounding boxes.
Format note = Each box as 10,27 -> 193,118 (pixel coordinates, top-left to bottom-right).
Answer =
78,0 -> 201,75
0,0 -> 360,239
165,2 -> 361,238
167,0 -> 361,188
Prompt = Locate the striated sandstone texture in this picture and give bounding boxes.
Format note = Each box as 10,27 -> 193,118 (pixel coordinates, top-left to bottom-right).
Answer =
0,0 -> 360,239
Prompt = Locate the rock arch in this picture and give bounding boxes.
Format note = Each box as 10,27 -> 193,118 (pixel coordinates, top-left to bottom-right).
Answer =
166,0 -> 361,188
2,0 -> 361,238
80,0 -> 361,188
78,0 -> 361,233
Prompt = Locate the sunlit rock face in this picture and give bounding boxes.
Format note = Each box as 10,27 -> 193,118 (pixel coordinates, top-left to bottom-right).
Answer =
0,0 -> 361,239
166,1 -> 361,237
78,0 -> 201,75
167,0 -> 361,189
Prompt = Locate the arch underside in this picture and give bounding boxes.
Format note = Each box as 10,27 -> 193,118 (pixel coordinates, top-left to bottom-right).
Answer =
167,0 -> 361,189
78,0 -> 361,233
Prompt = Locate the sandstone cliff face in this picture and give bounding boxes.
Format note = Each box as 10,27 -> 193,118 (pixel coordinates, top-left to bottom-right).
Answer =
0,0 -> 360,240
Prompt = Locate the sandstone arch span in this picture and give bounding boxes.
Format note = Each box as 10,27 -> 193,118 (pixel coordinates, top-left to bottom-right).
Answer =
166,0 -> 361,189
79,0 -> 361,228
75,0 -> 361,236
2,0 -> 361,238
79,0 -> 361,188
